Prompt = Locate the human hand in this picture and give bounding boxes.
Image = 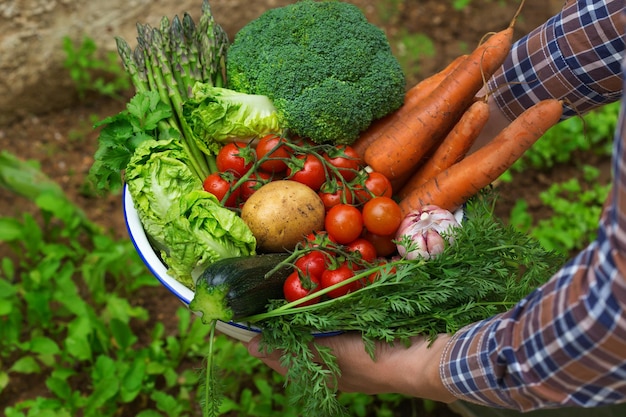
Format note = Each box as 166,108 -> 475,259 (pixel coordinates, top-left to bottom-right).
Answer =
245,331 -> 457,403
470,88 -> 513,153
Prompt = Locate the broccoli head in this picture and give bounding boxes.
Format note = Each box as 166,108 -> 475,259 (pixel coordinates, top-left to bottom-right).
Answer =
226,0 -> 406,145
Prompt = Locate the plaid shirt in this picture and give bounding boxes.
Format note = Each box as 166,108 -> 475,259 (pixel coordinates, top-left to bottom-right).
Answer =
440,0 -> 626,410
488,0 -> 624,121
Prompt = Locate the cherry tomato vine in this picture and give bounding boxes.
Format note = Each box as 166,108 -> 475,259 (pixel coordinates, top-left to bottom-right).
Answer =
204,132 -> 405,305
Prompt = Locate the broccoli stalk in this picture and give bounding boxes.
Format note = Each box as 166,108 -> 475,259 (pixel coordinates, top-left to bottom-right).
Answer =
226,0 -> 406,145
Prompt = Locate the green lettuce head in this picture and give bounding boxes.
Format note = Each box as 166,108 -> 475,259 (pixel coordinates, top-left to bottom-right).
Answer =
126,138 -> 256,289
161,190 -> 256,288
125,138 -> 203,249
183,83 -> 282,155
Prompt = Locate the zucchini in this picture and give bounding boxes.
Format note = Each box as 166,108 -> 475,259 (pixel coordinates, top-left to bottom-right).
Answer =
189,253 -> 291,324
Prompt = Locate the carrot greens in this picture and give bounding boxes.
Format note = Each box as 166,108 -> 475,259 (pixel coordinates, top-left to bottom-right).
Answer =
199,321 -> 223,417
233,191 -> 565,417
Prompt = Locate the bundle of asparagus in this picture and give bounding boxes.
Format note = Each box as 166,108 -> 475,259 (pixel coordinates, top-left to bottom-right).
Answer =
114,0 -> 228,178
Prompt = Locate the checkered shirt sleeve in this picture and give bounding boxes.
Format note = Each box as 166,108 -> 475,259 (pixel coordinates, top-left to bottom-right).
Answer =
439,0 -> 626,411
488,0 -> 624,121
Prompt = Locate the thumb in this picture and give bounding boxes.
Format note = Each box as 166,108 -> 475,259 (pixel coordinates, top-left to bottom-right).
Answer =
245,334 -> 266,358
245,334 -> 289,375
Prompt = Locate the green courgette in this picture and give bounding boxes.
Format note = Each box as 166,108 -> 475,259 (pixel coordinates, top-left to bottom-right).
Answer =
189,253 -> 291,324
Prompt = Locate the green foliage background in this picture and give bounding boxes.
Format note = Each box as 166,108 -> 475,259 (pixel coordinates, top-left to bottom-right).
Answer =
0,0 -> 619,414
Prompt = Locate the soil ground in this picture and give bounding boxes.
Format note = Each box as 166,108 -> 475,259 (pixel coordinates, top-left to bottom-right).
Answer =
0,0 -> 566,242
0,1 -> 608,416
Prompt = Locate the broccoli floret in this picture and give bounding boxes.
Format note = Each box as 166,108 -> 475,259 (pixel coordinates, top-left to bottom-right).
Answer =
226,0 -> 406,145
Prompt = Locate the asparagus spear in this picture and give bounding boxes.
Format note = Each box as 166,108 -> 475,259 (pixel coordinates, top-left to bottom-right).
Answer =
115,36 -> 149,94
110,0 -> 228,180
197,0 -> 228,87
182,12 -> 204,87
159,15 -> 171,49
146,28 -> 212,178
169,15 -> 195,99
115,36 -> 178,144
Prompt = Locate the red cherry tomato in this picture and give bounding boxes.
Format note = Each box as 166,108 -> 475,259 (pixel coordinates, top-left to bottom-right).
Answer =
302,231 -> 337,248
318,181 -> 353,211
362,196 -> 403,236
321,262 -> 358,298
364,230 -> 398,257
216,142 -> 254,177
323,145 -> 362,182
356,171 -> 393,203
362,260 -> 397,286
294,250 -> 329,279
287,154 -> 326,191
240,171 -> 271,201
203,172 -> 240,208
324,204 -> 363,244
256,134 -> 291,173
346,238 -> 377,264
283,271 -> 321,306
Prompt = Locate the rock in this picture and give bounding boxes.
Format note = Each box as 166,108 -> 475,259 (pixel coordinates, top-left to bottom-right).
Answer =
0,0 -> 291,126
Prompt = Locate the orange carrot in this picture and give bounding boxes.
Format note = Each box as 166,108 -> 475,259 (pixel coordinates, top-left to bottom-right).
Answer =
405,54 -> 469,102
397,99 -> 490,200
398,99 -> 563,216
388,168 -> 418,194
363,24 -> 516,180
352,54 -> 468,158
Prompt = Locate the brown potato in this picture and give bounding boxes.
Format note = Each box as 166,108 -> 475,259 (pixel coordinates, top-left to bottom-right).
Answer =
241,180 -> 325,252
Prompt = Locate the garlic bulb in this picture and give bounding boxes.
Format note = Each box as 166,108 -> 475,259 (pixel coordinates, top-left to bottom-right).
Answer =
395,205 -> 461,260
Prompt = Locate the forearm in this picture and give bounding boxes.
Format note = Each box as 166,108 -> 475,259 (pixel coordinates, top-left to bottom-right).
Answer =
357,333 -> 457,403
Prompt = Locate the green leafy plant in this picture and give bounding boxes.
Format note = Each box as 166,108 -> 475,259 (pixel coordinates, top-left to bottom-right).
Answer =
62,36 -> 130,99
0,151 -> 206,416
508,165 -> 610,255
503,102 -> 618,179
394,29 -> 436,77
451,0 -> 472,10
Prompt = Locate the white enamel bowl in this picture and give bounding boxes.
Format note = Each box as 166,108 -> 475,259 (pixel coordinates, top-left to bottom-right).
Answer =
123,186 -> 266,342
124,186 -> 463,342
123,186 -> 343,342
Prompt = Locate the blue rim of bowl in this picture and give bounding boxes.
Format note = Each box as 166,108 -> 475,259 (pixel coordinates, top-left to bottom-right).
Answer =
123,185 -> 342,337
123,185 -> 194,305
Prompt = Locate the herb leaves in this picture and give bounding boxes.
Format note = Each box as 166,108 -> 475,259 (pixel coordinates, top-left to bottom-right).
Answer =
246,192 -> 565,416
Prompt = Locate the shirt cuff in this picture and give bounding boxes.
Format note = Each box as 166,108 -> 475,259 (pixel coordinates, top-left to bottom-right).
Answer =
439,317 -> 519,409
488,0 -> 624,122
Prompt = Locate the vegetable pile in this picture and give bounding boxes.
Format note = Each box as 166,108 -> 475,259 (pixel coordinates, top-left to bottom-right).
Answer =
89,0 -> 566,416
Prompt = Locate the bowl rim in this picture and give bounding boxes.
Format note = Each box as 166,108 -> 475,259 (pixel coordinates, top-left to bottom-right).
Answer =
123,185 -> 344,339
123,186 -> 267,340
123,185 -> 195,305
123,185 -> 463,339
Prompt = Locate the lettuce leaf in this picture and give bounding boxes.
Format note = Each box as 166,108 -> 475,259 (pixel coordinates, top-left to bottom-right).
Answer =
162,190 -> 256,288
125,138 -> 202,249
126,138 -> 256,288
183,83 -> 282,155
